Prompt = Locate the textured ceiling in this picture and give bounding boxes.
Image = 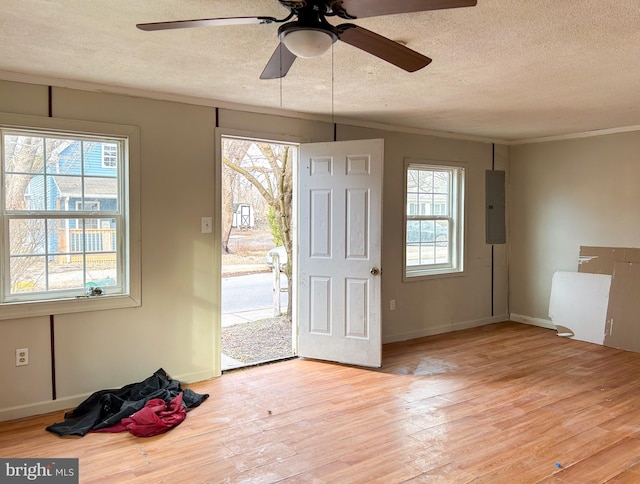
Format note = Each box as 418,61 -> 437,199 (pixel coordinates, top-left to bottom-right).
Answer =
1,0 -> 639,141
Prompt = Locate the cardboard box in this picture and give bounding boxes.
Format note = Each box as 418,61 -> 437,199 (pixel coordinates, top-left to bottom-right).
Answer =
578,246 -> 640,275
604,261 -> 640,352
577,247 -> 640,353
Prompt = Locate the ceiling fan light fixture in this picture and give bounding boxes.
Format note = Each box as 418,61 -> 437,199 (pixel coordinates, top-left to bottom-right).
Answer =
281,27 -> 336,58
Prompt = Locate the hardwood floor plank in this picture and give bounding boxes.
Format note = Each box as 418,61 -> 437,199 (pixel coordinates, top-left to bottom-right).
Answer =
607,461 -> 640,483
478,426 -> 623,482
3,322 -> 640,482
546,437 -> 640,483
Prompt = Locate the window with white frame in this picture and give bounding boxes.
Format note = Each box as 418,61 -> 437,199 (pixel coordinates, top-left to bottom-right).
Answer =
75,201 -> 100,229
404,160 -> 465,279
0,115 -> 140,317
102,143 -> 117,168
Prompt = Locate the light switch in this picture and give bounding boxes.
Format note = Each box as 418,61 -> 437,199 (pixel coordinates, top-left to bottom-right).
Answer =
201,217 -> 212,234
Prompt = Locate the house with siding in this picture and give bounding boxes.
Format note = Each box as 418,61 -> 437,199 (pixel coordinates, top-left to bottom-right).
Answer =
25,141 -> 118,258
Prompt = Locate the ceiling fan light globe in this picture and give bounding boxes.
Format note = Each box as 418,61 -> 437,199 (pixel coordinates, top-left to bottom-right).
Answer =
283,29 -> 334,58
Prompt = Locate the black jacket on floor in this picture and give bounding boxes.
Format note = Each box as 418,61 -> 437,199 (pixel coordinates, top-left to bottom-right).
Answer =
46,368 -> 209,437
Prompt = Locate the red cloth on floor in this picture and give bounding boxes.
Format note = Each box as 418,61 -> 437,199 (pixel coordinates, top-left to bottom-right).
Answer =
94,392 -> 186,437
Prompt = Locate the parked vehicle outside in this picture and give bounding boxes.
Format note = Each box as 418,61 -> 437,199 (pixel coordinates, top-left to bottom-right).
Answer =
406,220 -> 449,243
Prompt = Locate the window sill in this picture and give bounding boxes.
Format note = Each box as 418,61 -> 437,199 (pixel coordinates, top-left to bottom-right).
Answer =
403,268 -> 465,283
0,294 -> 141,321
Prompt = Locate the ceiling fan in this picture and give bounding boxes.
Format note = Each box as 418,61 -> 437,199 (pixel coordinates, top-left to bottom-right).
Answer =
137,0 -> 477,79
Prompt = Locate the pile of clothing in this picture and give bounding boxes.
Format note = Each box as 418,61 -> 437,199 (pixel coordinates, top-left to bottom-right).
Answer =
46,369 -> 208,437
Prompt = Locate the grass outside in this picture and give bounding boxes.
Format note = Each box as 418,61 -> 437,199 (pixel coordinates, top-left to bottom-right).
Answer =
222,251 -> 269,276
222,228 -> 274,276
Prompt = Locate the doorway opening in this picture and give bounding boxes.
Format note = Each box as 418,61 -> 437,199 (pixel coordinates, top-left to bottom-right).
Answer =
220,136 -> 297,371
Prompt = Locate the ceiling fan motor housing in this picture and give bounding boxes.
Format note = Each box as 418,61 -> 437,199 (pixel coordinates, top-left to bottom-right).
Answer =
278,21 -> 338,58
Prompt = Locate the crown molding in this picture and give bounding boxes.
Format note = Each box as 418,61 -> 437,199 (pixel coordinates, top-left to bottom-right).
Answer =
510,125 -> 640,145
0,70 -> 506,144
3,70 -> 638,147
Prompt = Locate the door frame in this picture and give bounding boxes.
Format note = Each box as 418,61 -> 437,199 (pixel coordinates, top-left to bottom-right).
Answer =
214,127 -> 305,376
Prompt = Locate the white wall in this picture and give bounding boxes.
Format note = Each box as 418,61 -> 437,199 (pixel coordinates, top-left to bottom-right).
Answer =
509,131 -> 640,324
0,79 -> 507,420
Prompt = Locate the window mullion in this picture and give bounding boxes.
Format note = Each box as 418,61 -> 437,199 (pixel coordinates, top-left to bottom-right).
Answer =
44,218 -> 50,291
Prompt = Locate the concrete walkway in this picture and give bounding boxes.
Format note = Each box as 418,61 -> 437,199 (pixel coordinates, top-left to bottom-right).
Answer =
221,353 -> 247,370
222,307 -> 281,327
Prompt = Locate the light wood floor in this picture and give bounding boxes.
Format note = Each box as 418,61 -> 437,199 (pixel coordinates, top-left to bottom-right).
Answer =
3,322 -> 640,483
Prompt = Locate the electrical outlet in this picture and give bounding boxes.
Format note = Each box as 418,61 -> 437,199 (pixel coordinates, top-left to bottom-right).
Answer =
390,299 -> 396,311
16,348 -> 28,366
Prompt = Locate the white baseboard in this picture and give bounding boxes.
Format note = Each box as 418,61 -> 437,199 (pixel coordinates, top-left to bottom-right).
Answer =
0,395 -> 86,423
175,369 -> 217,385
510,313 -> 556,330
0,369 -> 217,423
382,314 -> 510,344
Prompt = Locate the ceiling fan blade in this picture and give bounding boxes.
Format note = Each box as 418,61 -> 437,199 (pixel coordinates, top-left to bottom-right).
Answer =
334,0 -> 477,19
338,24 -> 431,72
260,43 -> 298,79
136,16 -> 277,32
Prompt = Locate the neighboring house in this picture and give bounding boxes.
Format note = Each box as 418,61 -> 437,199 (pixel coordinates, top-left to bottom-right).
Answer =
231,203 -> 254,229
25,140 -> 118,258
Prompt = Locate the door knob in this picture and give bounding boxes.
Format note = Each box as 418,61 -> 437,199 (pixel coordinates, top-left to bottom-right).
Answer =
370,267 -> 380,276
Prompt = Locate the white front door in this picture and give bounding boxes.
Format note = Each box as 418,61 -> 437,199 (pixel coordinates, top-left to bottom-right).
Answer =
297,139 -> 383,367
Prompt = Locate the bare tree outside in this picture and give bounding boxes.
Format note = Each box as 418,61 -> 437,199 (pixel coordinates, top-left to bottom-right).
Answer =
222,137 -> 294,321
5,135 -> 53,291
221,167 -> 238,255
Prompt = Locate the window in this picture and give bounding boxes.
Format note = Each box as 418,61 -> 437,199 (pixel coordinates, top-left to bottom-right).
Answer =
404,160 -> 465,279
0,113 -> 140,318
75,201 -> 100,229
102,143 -> 117,168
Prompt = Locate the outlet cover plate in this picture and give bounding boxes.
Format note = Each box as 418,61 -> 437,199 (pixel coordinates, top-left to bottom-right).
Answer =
16,348 -> 28,366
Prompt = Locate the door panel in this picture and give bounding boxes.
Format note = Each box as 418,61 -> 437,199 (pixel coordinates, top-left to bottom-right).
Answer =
346,189 -> 369,259
310,190 -> 332,257
309,276 -> 331,334
298,139 -> 383,367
